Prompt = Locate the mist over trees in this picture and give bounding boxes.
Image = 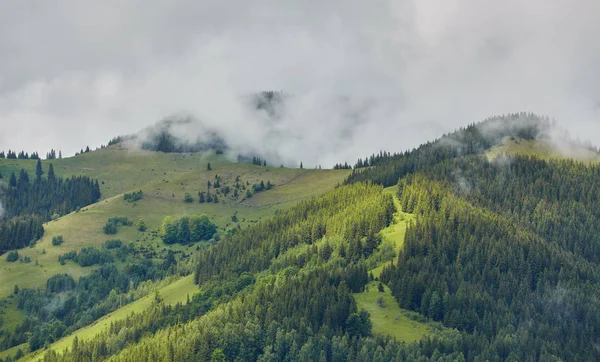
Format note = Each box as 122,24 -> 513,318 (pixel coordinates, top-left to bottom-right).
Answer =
346,113 -> 551,186
5,114 -> 600,361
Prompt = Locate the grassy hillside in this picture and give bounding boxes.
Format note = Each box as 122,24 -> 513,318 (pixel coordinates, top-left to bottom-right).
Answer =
0,145 -> 349,357
353,281 -> 430,343
0,146 -> 349,299
486,136 -> 600,162
369,187 -> 414,279
353,187 -> 432,342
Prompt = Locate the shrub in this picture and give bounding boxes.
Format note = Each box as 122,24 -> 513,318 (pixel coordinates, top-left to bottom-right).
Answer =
58,250 -> 77,265
47,273 -> 75,293
104,239 -> 123,249
136,218 -> 147,232
77,247 -> 113,267
184,192 -> 193,203
52,235 -> 64,246
124,190 -> 143,202
6,250 -> 19,262
103,217 -> 132,234
160,215 -> 217,245
103,221 -> 118,234
59,248 -> 113,267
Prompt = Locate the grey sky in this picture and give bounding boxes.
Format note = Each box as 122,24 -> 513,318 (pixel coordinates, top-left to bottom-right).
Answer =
0,0 -> 599,166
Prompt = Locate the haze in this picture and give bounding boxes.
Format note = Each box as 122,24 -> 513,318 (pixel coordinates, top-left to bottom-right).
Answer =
1,0 -> 599,167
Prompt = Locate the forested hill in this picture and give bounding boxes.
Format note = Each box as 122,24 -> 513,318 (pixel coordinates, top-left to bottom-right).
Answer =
5,114 -> 600,362
344,112 -> 579,186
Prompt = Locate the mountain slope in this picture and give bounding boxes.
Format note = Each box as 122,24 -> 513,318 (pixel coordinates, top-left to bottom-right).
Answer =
0,145 -> 349,359
4,114 -> 600,362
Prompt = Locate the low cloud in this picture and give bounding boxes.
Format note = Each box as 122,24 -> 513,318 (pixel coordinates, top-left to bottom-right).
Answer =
0,1 -> 599,166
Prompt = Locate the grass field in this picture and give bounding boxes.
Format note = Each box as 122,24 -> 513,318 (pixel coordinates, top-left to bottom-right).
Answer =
370,187 -> 415,279
486,136 -> 600,162
0,142 -> 229,199
354,281 -> 430,343
22,275 -> 199,362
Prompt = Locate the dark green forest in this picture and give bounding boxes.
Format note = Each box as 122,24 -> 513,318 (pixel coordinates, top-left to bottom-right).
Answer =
0,161 -> 101,253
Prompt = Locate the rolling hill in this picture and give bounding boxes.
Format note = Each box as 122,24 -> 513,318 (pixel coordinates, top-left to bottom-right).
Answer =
0,141 -> 350,361
3,113 -> 600,361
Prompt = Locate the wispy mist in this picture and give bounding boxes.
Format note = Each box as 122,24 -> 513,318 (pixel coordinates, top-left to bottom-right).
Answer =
0,0 -> 599,166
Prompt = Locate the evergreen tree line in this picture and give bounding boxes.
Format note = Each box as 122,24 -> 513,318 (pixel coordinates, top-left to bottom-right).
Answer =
345,113 -> 550,187
332,162 -> 352,170
416,154 -> 600,264
1,162 -> 101,220
37,254 -> 468,362
237,155 -> 269,167
107,135 -> 136,146
0,162 -> 100,252
251,156 -> 267,166
0,215 -> 45,254
0,150 -> 39,159
38,263 -> 437,362
194,182 -> 395,285
379,174 -> 600,361
140,119 -> 227,153
0,150 -> 62,160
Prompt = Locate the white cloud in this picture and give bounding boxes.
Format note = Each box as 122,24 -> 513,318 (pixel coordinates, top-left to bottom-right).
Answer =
0,0 -> 599,166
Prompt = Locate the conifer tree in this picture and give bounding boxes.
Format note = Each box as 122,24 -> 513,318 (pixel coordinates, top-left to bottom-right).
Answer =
47,164 -> 55,181
9,172 -> 16,187
35,159 -> 43,180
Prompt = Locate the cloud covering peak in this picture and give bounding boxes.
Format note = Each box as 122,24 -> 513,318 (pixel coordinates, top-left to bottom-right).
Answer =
1,0 -> 599,166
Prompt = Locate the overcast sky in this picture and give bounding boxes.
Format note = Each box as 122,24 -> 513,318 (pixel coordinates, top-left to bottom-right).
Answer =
1,0 -> 599,166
